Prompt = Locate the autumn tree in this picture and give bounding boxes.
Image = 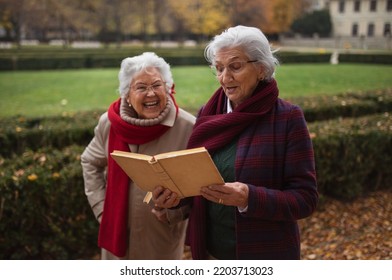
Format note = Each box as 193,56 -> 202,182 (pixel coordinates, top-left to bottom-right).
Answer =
229,0 -> 267,29
0,0 -> 314,45
167,0 -> 231,42
0,0 -> 106,45
259,0 -> 292,35
0,0 -> 30,45
225,0 -> 311,37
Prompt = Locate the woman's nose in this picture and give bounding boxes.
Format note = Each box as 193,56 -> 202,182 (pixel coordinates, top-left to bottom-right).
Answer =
220,69 -> 234,83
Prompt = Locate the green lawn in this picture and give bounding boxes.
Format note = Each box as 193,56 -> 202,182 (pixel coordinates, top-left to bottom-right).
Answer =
0,64 -> 391,118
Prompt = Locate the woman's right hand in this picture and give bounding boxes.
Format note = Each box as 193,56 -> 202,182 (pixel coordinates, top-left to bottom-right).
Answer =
152,186 -> 180,208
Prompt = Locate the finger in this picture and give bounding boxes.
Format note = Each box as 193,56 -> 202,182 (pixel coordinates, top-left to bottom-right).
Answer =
154,193 -> 167,208
201,186 -> 225,198
166,196 -> 180,208
151,186 -> 164,200
162,189 -> 177,202
203,193 -> 226,205
156,191 -> 180,208
207,184 -> 231,194
163,192 -> 178,205
156,188 -> 172,203
200,190 -> 220,203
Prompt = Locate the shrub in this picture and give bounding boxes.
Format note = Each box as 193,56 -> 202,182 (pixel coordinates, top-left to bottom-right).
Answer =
0,47 -> 208,70
0,145 -> 99,259
0,111 -> 103,157
1,48 -> 390,70
287,89 -> 392,122
309,112 -> 392,199
339,53 -> 392,65
277,53 -> 331,64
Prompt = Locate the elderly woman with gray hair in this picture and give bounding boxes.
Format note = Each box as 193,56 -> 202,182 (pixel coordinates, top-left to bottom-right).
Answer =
81,52 -> 195,259
153,26 -> 318,260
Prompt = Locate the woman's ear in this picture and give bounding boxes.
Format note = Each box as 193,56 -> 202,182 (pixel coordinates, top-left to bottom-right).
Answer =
127,94 -> 132,108
257,65 -> 265,81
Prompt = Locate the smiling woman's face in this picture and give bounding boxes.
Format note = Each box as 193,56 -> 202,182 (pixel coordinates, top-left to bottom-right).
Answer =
214,47 -> 264,108
128,67 -> 168,119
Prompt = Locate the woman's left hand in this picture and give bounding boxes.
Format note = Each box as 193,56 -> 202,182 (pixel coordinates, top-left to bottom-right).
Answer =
200,182 -> 249,208
152,186 -> 181,209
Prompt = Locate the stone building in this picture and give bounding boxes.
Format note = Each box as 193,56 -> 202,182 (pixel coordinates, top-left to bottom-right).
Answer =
329,0 -> 391,37
280,0 -> 392,50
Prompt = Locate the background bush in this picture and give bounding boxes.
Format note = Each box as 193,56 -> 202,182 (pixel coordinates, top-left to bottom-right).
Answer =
288,89 -> 392,122
1,47 -> 391,70
0,146 -> 99,259
0,111 -> 102,157
309,112 -> 392,199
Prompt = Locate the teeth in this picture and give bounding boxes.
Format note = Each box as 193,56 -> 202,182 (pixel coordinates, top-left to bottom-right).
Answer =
144,101 -> 158,106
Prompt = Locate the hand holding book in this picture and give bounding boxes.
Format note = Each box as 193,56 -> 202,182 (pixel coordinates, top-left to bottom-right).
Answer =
151,186 -> 182,209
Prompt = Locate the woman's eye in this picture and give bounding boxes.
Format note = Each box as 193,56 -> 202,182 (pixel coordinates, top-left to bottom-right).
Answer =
230,62 -> 242,70
137,86 -> 147,91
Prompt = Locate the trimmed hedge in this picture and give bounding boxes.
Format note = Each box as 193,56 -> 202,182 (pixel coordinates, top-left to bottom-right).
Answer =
0,145 -> 99,259
287,89 -> 392,122
1,48 -> 391,70
0,47 -> 207,70
277,53 -> 331,64
0,111 -> 103,157
0,55 -> 208,70
309,112 -> 392,199
338,53 -> 392,65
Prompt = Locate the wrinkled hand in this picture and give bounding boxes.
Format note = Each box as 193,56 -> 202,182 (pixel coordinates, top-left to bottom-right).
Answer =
200,182 -> 249,208
152,186 -> 180,209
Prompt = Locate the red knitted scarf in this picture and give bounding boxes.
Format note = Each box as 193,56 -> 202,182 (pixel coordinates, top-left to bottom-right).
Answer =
186,79 -> 279,259
98,96 -> 178,257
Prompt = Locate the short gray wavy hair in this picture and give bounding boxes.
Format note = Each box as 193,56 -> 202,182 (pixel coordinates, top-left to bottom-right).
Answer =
118,52 -> 174,98
204,25 -> 279,81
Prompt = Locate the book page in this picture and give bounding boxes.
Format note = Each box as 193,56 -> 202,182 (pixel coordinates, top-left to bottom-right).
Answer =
154,147 -> 207,160
156,149 -> 224,197
111,150 -> 152,161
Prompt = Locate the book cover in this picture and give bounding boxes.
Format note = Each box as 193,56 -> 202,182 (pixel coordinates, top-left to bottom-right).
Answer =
110,147 -> 224,198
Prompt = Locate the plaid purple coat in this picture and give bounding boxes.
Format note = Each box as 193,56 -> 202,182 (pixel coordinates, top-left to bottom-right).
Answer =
186,97 -> 318,260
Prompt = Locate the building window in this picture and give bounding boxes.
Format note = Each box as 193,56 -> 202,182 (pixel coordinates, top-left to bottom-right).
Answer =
370,0 -> 377,12
352,24 -> 359,36
339,0 -> 345,13
367,23 -> 375,36
384,23 -> 391,36
354,0 -> 361,12
387,0 -> 392,11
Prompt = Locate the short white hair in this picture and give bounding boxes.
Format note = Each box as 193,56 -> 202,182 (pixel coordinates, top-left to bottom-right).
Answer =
118,52 -> 174,98
204,25 -> 279,81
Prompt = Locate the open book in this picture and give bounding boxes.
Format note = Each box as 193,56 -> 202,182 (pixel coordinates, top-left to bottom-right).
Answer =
110,147 -> 224,200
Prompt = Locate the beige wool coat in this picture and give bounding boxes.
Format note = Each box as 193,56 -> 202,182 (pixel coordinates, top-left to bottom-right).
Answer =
81,99 -> 195,259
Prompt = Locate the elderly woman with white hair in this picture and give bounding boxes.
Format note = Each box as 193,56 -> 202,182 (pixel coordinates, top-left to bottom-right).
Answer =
153,26 -> 318,260
81,52 -> 195,260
